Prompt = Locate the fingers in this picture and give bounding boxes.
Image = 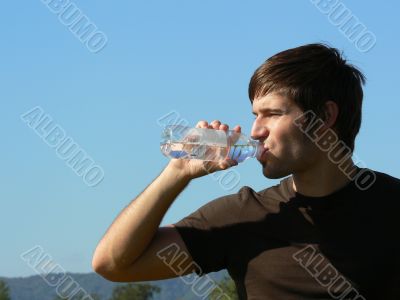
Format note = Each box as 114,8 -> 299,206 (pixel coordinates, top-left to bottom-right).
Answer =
196,120 -> 209,128
191,120 -> 241,172
197,120 -> 240,132
232,125 -> 241,133
219,123 -> 229,132
211,120 -> 241,133
196,121 -> 241,146
209,120 -> 221,130
220,158 -> 238,169
202,157 -> 238,174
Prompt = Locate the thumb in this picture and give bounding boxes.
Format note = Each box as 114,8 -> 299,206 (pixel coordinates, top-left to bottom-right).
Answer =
219,158 -> 238,170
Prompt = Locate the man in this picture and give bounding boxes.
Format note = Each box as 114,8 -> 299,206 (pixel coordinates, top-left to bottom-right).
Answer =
92,44 -> 400,299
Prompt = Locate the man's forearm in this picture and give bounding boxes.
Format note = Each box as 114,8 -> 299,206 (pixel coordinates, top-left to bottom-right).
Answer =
93,163 -> 191,270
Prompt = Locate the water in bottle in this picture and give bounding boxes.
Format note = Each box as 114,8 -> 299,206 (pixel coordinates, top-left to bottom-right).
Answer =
160,125 -> 260,163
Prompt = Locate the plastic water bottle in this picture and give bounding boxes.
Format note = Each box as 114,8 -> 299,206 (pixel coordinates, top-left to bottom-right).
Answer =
160,125 -> 260,163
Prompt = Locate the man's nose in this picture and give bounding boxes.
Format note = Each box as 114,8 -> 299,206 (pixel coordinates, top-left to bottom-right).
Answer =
251,122 -> 269,140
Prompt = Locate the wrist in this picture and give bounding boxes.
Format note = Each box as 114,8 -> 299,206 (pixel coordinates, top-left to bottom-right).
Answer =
165,161 -> 193,183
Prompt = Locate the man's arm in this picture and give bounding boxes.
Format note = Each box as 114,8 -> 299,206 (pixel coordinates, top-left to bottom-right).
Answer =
92,164 -> 193,282
92,120 -> 240,282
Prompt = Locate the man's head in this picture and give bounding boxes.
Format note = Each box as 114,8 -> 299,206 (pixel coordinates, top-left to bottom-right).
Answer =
248,43 -> 365,179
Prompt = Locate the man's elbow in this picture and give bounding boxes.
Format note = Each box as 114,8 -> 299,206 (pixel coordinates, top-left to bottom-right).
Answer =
92,251 -> 119,281
92,252 -> 112,279
91,252 -> 137,282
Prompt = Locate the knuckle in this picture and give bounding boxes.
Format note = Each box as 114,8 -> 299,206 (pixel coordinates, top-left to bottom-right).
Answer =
196,120 -> 208,127
221,123 -> 229,129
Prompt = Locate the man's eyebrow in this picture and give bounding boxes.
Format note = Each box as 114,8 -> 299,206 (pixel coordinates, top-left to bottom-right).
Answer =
252,108 -> 285,115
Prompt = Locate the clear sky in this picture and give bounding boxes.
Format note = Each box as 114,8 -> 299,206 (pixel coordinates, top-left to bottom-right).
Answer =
1,0 -> 399,277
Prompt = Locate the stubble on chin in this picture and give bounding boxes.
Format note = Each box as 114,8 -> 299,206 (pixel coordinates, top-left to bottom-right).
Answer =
261,161 -> 291,179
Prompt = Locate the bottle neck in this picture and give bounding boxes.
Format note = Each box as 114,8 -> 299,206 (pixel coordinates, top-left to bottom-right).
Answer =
249,140 -> 260,158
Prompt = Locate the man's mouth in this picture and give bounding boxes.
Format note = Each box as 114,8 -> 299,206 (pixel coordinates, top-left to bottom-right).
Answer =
257,146 -> 269,161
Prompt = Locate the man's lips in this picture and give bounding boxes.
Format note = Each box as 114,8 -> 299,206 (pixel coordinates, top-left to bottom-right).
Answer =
257,146 -> 269,160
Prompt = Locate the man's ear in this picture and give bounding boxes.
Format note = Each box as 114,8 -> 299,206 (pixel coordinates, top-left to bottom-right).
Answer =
322,100 -> 339,129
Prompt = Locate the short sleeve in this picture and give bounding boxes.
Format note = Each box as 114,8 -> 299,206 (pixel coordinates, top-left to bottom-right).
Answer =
173,188 -> 247,276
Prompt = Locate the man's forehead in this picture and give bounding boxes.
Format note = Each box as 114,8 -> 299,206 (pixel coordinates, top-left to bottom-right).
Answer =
252,93 -> 292,110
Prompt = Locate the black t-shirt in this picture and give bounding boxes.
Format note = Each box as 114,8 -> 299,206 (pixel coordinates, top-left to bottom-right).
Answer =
174,169 -> 400,300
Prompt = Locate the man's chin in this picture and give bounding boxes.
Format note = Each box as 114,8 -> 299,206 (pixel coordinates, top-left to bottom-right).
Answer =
261,164 -> 289,179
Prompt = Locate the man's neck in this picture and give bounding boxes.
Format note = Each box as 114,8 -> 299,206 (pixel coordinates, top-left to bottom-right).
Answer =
291,158 -> 355,197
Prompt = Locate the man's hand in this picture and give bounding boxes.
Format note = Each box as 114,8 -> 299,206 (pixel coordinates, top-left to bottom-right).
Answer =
167,120 -> 241,179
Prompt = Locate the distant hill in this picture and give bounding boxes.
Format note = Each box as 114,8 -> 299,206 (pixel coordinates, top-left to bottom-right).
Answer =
0,271 -> 228,300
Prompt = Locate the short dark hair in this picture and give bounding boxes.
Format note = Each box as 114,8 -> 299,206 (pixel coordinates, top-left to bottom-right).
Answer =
248,43 -> 365,152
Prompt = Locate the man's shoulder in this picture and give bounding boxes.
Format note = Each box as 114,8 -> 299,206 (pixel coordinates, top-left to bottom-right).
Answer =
355,169 -> 400,214
195,180 -> 293,222
256,176 -> 294,203
230,177 -> 295,215
366,169 -> 400,193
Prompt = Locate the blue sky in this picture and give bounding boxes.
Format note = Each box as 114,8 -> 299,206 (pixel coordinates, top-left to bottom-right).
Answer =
1,0 -> 399,277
